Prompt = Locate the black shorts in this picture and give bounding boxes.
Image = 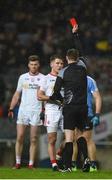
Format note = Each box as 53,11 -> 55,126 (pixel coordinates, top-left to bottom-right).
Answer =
63,105 -> 92,131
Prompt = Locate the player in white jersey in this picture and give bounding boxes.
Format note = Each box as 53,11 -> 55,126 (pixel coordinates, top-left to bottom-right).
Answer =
37,55 -> 64,171
8,55 -> 44,169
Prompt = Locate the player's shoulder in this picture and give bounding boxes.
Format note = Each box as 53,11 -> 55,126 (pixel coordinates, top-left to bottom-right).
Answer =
45,73 -> 56,80
87,76 -> 96,84
43,73 -> 50,79
87,76 -> 97,90
37,73 -> 45,80
38,73 -> 45,77
39,74 -> 49,83
19,72 -> 29,79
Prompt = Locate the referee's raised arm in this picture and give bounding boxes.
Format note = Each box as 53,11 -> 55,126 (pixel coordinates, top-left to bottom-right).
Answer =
72,24 -> 88,66
72,25 -> 83,56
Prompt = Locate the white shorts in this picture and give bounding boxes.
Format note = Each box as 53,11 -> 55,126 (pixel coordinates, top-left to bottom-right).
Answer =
45,109 -> 63,133
17,109 -> 42,126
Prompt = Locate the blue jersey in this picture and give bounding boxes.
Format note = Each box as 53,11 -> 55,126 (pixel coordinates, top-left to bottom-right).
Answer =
87,76 -> 98,117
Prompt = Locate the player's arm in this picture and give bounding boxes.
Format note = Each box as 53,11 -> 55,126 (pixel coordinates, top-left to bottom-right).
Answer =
93,90 -> 102,114
8,75 -> 22,118
8,91 -> 21,118
9,91 -> 21,110
91,90 -> 102,127
37,89 -> 49,101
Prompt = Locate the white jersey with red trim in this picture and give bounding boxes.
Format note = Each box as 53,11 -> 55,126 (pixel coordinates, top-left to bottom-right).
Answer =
16,72 -> 45,111
39,73 -> 62,111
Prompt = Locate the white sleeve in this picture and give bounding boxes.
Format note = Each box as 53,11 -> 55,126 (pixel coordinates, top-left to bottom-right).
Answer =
39,77 -> 47,92
16,76 -> 23,92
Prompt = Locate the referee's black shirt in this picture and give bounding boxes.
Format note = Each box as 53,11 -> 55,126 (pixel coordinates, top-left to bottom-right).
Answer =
53,60 -> 87,106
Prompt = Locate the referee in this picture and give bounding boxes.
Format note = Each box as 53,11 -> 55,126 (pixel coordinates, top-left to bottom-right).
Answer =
49,25 -> 90,172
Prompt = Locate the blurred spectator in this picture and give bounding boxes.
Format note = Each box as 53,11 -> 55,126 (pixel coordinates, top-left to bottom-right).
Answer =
0,76 -> 6,105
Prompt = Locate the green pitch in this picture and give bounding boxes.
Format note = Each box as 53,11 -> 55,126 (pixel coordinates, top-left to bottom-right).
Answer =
0,168 -> 112,179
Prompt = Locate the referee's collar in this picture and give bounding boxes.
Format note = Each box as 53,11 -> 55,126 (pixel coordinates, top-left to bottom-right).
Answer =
69,61 -> 78,65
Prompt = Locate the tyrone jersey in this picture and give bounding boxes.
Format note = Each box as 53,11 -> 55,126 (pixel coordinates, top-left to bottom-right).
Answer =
16,72 -> 45,111
39,73 -> 63,111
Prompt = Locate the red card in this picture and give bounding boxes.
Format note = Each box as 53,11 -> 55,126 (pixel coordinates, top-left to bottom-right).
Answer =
69,18 -> 78,27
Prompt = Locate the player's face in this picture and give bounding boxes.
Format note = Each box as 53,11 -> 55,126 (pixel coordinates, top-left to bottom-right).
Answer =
51,58 -> 64,74
28,60 -> 40,74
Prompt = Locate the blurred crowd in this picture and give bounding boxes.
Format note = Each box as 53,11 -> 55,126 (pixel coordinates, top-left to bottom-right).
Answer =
0,0 -> 112,120
0,0 -> 112,69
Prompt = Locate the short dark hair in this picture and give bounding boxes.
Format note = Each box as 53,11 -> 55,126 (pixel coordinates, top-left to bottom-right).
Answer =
28,55 -> 40,62
50,54 -> 64,63
66,48 -> 79,61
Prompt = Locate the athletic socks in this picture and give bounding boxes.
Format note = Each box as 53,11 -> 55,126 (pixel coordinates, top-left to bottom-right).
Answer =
51,159 -> 57,167
13,156 -> 21,169
77,137 -> 88,160
29,160 -> 34,166
62,142 -> 73,168
16,156 -> 34,168
16,156 -> 21,165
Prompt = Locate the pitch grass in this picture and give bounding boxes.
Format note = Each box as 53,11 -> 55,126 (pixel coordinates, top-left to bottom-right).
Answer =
0,168 -> 112,179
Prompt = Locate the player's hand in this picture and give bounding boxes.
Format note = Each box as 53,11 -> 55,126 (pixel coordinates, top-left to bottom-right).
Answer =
72,24 -> 78,33
8,109 -> 14,121
91,114 -> 100,127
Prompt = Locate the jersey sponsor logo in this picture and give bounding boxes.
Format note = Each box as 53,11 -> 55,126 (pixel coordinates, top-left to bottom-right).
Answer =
29,83 -> 39,89
22,83 -> 39,89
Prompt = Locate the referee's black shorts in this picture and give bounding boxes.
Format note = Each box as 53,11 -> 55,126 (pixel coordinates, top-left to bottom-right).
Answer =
63,104 -> 92,131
